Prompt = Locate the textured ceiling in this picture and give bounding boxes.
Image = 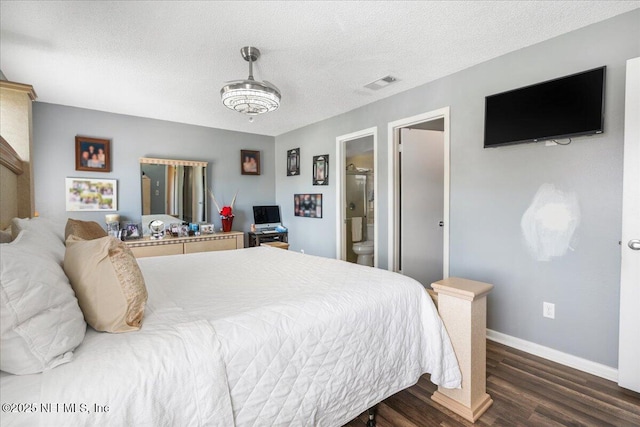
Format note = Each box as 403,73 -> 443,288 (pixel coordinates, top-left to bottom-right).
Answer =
1,1 -> 638,137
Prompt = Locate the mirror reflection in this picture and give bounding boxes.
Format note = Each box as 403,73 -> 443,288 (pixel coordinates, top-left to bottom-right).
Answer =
140,158 -> 208,226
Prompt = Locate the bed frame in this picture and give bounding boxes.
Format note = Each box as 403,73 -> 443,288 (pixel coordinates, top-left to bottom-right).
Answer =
368,278 -> 493,425
430,277 -> 494,422
0,136 -> 494,424
0,79 -> 37,228
0,136 -> 26,229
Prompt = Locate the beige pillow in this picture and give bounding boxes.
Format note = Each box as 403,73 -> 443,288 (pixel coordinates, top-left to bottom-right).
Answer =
64,235 -> 148,333
0,228 -> 12,243
65,218 -> 108,241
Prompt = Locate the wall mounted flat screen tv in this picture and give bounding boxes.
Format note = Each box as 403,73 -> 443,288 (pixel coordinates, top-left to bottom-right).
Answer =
253,205 -> 281,230
484,66 -> 605,148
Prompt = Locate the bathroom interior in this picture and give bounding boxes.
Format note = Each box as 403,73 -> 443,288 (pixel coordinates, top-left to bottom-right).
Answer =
345,136 -> 374,266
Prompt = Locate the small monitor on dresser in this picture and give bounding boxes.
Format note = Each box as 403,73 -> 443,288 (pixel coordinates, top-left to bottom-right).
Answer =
253,205 -> 282,231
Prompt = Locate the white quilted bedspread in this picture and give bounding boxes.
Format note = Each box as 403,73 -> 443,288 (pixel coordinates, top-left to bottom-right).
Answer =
0,314 -> 233,426
142,247 -> 461,426
1,247 -> 460,427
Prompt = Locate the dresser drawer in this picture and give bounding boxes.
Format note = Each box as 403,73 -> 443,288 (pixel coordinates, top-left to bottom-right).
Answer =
125,231 -> 244,258
184,238 -> 237,254
129,243 -> 183,258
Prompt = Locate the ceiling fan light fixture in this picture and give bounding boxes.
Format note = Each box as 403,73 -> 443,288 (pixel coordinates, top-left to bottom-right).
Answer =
220,46 -> 281,115
221,84 -> 280,115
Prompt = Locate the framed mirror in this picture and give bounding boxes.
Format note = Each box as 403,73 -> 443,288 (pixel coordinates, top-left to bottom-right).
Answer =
140,157 -> 208,229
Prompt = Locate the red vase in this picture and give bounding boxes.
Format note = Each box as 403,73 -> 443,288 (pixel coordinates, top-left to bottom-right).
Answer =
221,216 -> 233,232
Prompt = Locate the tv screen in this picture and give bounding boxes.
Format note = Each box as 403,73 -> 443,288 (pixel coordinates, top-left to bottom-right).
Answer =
484,66 -> 605,147
253,205 -> 281,228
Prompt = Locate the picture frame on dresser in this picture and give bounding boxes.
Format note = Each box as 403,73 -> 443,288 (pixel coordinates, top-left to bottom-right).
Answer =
200,224 -> 215,234
124,222 -> 142,240
170,223 -> 182,236
75,136 -> 111,172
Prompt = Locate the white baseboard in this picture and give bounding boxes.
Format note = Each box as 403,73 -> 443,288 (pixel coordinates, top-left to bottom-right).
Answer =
486,329 -> 618,382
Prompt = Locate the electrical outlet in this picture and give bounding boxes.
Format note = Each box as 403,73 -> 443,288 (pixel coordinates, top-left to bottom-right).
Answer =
543,302 -> 555,319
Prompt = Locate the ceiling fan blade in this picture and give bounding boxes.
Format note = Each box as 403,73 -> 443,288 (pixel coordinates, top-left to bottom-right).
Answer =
262,80 -> 281,93
223,79 -> 250,85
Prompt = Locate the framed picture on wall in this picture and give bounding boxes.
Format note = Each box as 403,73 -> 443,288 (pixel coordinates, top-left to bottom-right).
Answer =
294,193 -> 322,218
287,148 -> 300,176
241,150 -> 261,175
65,177 -> 117,211
75,136 -> 111,172
312,154 -> 329,185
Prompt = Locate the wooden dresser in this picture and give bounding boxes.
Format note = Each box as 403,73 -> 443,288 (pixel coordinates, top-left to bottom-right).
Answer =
124,231 -> 244,258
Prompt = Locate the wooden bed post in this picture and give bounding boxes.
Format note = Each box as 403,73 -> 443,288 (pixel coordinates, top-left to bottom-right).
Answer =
430,277 -> 494,423
0,80 -> 37,223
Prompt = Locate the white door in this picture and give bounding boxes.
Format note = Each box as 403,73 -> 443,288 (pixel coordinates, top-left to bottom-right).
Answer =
619,57 -> 640,392
400,128 -> 444,286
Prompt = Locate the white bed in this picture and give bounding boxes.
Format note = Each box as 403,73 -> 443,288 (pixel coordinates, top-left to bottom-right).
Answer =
1,244 -> 461,426
1,136 -> 462,425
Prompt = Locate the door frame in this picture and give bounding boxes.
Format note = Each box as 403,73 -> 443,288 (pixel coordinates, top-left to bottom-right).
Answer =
335,127 -> 378,265
387,107 -> 450,275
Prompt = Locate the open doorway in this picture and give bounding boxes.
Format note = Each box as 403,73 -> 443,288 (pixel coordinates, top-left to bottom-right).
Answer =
336,127 -> 378,267
387,108 -> 450,284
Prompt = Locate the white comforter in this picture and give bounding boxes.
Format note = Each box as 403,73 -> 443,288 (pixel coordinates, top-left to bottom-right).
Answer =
1,247 -> 461,426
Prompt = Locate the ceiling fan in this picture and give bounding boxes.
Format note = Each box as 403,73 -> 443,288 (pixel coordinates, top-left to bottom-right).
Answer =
220,46 -> 281,116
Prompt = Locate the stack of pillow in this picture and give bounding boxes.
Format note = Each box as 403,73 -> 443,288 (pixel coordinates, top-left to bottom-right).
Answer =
0,217 -> 147,376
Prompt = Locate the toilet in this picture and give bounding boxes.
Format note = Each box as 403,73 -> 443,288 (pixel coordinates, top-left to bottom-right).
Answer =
353,223 -> 374,266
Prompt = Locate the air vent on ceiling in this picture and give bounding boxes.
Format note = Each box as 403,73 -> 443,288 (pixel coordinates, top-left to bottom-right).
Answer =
364,75 -> 398,91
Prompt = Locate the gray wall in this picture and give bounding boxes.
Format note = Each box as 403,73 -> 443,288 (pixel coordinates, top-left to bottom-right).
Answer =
29,11 -> 638,368
275,10 -> 639,368
32,103 -> 275,233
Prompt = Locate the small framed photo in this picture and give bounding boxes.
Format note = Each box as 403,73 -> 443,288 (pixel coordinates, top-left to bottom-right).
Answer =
124,222 -> 142,240
313,155 -> 329,185
287,148 -> 300,176
65,177 -> 117,211
294,193 -> 323,218
200,224 -> 215,234
241,150 -> 261,175
75,136 -> 111,172
170,223 -> 182,236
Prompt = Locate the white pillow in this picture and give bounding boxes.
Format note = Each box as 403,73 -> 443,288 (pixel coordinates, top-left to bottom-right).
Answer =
0,230 -> 86,375
10,217 -> 66,264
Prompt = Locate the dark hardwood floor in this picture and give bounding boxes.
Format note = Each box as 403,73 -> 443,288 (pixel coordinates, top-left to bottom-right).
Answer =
345,341 -> 640,427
